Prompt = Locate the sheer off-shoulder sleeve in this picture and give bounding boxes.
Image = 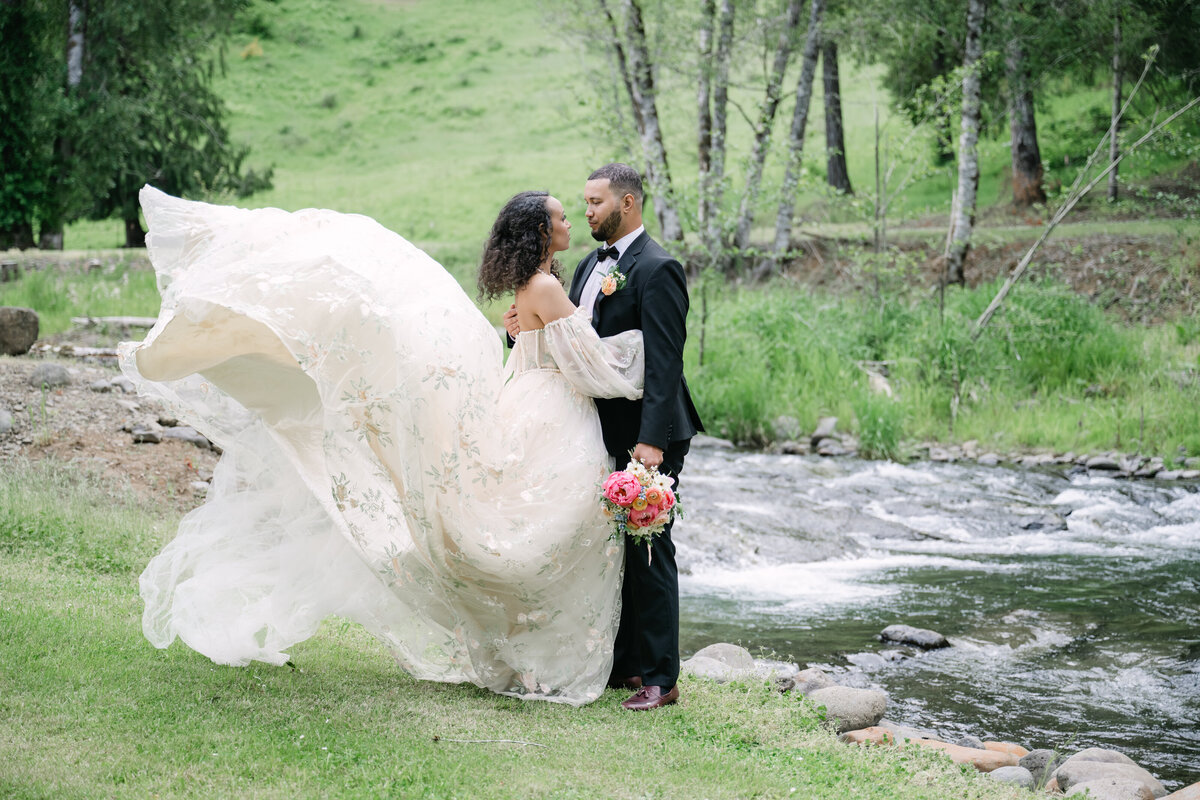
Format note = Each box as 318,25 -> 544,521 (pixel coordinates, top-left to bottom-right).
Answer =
541,307 -> 644,400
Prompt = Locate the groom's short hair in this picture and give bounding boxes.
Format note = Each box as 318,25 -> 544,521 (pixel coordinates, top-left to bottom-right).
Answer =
589,163 -> 643,206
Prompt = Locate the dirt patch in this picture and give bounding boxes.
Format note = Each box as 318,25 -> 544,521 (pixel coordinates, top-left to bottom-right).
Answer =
0,354 -> 219,514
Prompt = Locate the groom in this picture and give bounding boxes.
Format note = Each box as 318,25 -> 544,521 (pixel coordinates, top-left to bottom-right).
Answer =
572,163 -> 703,710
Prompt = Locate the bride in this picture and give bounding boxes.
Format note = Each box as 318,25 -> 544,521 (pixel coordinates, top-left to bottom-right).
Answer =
122,186 -> 646,705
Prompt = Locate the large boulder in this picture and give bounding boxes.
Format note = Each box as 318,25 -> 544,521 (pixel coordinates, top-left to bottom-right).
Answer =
681,643 -> 758,684
1065,779 -> 1156,800
807,686 -> 887,733
1053,751 -> 1167,798
791,667 -> 837,695
988,766 -> 1035,790
1020,748 -> 1067,786
910,739 -> 1019,772
879,624 -> 950,649
0,306 -> 38,355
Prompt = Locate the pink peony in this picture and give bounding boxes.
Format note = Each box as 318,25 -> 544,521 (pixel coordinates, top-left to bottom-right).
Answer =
659,488 -> 676,511
603,471 -> 642,507
649,508 -> 671,528
627,505 -> 658,528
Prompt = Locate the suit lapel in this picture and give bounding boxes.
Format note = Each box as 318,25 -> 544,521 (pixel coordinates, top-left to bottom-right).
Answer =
592,231 -> 650,328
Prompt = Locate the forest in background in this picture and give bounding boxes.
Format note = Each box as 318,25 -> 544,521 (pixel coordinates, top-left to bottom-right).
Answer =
3,0 -> 1200,458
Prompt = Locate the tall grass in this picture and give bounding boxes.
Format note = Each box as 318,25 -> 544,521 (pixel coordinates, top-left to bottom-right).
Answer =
690,278 -> 1200,459
0,261 -> 161,335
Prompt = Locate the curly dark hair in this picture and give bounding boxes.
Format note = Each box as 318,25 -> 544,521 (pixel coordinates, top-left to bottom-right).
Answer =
477,191 -> 561,301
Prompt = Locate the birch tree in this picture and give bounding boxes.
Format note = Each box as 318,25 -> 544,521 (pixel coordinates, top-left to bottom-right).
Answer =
944,0 -> 987,286
768,0 -> 827,274
697,0 -> 734,253
599,0 -> 684,242
732,0 -> 806,255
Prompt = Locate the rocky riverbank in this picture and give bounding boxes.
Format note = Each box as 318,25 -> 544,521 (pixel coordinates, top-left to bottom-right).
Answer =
683,637 -> 1199,799
696,411 -> 1200,483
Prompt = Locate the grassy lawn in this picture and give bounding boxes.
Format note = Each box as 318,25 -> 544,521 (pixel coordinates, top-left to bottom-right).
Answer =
0,459 -> 1031,800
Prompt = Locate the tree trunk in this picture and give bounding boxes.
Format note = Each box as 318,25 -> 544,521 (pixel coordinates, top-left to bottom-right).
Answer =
41,2 -> 87,251
0,223 -> 36,251
766,0 -> 826,275
1108,14 -> 1122,202
1005,13 -> 1044,208
706,0 -> 734,244
124,216 -> 146,248
732,0 -> 805,254
620,0 -> 683,242
944,0 -> 987,286
823,39 -> 852,195
697,0 -> 714,229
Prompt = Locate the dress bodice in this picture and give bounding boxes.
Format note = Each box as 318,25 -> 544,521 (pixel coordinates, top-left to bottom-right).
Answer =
510,328 -> 559,375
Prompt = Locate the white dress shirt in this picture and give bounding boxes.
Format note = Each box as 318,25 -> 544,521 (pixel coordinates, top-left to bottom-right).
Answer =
579,225 -> 644,317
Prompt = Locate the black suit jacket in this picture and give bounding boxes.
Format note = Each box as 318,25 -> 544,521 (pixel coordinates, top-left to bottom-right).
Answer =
568,232 -> 703,458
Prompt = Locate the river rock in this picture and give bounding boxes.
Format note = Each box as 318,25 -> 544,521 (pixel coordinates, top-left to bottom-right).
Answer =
0,408 -> 12,435
161,425 -> 212,449
984,741 -> 1029,757
692,643 -> 755,670
846,652 -> 888,670
692,433 -> 735,449
977,453 -> 1001,466
752,657 -> 800,683
839,726 -> 897,746
955,734 -> 985,749
1018,513 -> 1068,531
910,739 -> 1019,772
778,440 -> 809,455
1182,470 -> 1200,480
876,718 -> 938,741
816,437 -> 849,457
1053,751 -> 1166,798
773,415 -> 802,441
810,416 -> 838,446
29,362 -> 70,389
1065,779 -> 1155,800
989,766 -> 1035,789
879,624 -> 949,649
110,376 -> 135,394
0,306 -> 38,355
1087,455 -> 1122,470
791,667 -> 836,695
1021,748 -> 1067,786
1157,470 -> 1182,480
806,686 -> 887,733
1163,781 -> 1200,799
88,379 -> 113,392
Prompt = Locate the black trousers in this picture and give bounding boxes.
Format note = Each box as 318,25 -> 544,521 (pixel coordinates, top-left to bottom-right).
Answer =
610,438 -> 690,689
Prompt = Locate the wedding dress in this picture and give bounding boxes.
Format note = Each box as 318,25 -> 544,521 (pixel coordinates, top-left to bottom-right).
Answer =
120,187 -> 645,705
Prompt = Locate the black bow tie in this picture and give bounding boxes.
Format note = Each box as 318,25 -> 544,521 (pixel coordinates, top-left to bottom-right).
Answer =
596,245 -> 619,262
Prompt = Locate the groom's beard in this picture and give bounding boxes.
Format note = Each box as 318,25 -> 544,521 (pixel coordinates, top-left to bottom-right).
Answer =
591,208 -> 623,243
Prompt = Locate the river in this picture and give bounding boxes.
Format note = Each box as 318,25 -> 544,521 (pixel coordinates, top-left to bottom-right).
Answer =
675,442 -> 1200,790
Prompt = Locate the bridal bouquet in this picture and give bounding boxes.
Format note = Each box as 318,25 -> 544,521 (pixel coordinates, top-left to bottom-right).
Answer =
601,459 -> 679,556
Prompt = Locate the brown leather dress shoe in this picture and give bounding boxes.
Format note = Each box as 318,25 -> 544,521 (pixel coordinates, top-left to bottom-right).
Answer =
607,675 -> 643,691
620,685 -> 679,711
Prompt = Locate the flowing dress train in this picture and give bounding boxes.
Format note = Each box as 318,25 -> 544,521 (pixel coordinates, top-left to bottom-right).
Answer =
120,187 -> 644,705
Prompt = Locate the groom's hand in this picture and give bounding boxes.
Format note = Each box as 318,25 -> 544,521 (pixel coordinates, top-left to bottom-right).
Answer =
632,443 -> 664,469
502,304 -> 521,338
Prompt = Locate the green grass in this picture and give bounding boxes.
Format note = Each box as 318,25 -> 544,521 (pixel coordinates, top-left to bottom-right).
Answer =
0,459 -> 1033,799
688,278 -> 1200,459
0,257 -> 161,335
59,0 -> 1200,264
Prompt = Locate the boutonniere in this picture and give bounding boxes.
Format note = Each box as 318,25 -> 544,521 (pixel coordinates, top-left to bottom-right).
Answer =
600,264 -> 627,296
